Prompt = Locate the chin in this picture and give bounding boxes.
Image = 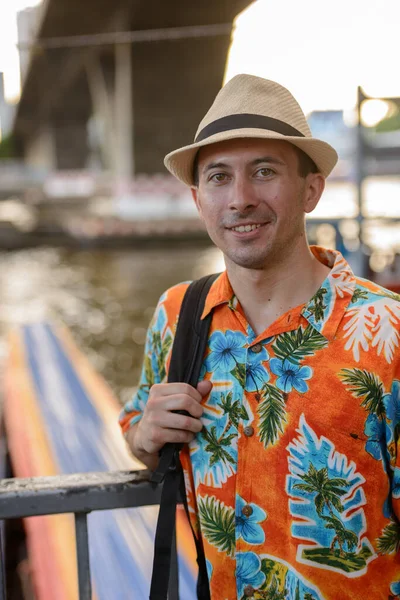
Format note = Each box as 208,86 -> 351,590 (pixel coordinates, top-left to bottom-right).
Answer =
228,252 -> 271,270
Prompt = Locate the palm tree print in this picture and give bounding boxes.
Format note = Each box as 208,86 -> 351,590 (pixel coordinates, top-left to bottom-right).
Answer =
288,416 -> 374,574
294,465 -> 361,556
272,324 -> 328,366
339,368 -> 394,464
339,368 -> 385,418
144,329 -> 173,385
293,463 -> 349,517
198,495 -> 235,557
322,514 -> 359,556
376,519 -> 400,555
257,383 -> 287,448
218,391 -> 248,430
291,463 -> 374,571
256,326 -> 327,449
351,288 -> 369,304
308,288 -> 328,322
201,425 -> 236,468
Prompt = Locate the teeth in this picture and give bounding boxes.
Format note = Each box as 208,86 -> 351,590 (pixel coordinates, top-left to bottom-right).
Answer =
232,224 -> 261,232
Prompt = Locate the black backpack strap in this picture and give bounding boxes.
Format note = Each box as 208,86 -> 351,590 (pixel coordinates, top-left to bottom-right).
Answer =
149,274 -> 219,600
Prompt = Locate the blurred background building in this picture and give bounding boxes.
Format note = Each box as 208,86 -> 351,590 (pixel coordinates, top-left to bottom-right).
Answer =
0,0 -> 399,399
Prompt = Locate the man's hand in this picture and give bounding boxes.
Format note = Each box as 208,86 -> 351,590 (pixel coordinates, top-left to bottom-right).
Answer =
126,380 -> 212,470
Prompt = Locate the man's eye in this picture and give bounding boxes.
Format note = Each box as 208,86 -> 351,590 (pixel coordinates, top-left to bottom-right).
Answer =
257,167 -> 274,177
210,173 -> 228,182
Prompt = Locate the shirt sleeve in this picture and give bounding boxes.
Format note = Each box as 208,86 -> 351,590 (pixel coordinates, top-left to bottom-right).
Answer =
118,292 -> 175,435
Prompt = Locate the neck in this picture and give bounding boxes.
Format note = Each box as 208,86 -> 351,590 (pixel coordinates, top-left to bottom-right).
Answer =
225,244 -> 330,336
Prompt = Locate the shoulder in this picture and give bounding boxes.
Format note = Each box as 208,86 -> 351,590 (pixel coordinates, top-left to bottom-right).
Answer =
351,276 -> 400,307
157,281 -> 192,311
345,276 -> 400,332
149,281 -> 192,335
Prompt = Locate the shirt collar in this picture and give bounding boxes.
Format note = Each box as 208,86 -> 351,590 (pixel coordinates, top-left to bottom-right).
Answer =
202,270 -> 235,318
201,246 -> 357,341
301,246 -> 357,340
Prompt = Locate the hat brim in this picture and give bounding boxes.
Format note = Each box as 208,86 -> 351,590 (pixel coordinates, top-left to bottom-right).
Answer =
164,128 -> 338,186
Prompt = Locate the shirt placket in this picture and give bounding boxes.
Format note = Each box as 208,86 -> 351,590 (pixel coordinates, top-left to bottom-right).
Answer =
235,339 -> 265,599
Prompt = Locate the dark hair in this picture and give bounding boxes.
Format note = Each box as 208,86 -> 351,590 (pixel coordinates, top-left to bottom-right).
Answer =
192,151 -> 200,186
191,142 -> 318,185
295,146 -> 319,177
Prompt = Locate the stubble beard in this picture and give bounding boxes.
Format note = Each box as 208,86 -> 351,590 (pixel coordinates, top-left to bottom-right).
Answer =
221,217 -> 306,272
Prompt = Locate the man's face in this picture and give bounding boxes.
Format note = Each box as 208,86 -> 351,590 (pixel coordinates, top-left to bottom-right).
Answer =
191,138 -> 324,271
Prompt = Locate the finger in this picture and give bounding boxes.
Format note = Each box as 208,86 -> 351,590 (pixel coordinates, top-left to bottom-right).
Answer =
148,409 -> 202,433
141,427 -> 196,455
155,429 -> 196,445
162,394 -> 204,418
197,379 -> 213,397
151,382 -> 203,402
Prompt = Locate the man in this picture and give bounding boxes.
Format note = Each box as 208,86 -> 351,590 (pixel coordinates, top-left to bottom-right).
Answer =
120,75 -> 400,600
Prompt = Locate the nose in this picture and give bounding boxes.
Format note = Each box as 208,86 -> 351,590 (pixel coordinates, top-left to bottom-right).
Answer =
228,175 -> 260,212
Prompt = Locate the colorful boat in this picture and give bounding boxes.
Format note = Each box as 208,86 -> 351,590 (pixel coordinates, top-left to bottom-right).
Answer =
3,322 -> 197,599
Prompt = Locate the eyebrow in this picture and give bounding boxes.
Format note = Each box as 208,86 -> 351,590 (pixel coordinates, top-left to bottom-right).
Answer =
202,156 -> 287,174
251,156 -> 287,167
202,161 -> 230,174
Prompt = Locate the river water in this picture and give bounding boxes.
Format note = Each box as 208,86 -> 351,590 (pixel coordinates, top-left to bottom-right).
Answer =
0,243 -> 224,406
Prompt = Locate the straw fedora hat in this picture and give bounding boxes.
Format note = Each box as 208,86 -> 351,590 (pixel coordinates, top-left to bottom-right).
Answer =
164,74 -> 338,186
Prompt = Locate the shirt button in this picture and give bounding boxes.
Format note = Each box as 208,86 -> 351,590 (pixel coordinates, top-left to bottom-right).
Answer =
241,504 -> 253,517
250,343 -> 262,353
243,425 -> 254,437
244,585 -> 254,597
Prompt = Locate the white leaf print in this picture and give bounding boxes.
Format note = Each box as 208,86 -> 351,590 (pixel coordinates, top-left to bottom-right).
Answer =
344,298 -> 400,363
329,256 -> 355,299
343,304 -> 376,362
370,298 -> 400,363
331,276 -> 355,299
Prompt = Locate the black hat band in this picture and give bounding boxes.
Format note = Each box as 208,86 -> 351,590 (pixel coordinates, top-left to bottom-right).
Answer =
195,113 -> 305,143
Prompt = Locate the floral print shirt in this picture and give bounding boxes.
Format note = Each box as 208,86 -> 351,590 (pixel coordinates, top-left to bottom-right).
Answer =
120,246 -> 400,600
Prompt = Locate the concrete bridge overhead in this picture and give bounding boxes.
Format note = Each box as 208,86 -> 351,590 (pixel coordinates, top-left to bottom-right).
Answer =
13,0 -> 252,178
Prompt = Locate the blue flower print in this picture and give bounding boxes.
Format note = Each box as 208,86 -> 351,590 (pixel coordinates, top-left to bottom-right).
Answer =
246,347 -> 269,392
390,580 -> 400,596
236,552 -> 266,597
206,559 -> 213,582
236,496 -> 267,544
383,380 -> 400,444
206,330 -> 246,373
270,358 -> 312,393
364,413 -> 386,461
393,467 -> 400,499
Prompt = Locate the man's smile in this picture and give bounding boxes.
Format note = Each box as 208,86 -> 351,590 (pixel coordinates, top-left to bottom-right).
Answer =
229,223 -> 262,232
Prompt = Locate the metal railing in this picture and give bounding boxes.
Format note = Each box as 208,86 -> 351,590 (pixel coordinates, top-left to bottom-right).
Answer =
0,470 -> 179,600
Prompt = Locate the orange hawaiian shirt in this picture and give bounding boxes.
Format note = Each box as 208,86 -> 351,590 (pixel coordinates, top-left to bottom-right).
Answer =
120,246 -> 400,600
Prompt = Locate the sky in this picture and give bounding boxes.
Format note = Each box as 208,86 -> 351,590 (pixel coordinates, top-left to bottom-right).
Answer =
0,0 -> 399,113
226,0 -> 400,114
0,0 -> 42,101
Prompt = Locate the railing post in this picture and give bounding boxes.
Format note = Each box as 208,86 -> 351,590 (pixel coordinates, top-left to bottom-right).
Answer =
75,512 -> 92,600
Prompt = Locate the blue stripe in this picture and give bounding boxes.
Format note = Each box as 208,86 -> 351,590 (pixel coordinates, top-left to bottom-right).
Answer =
22,323 -> 196,598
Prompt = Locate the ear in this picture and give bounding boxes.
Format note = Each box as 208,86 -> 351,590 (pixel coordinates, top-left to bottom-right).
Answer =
191,186 -> 204,219
304,173 -> 325,214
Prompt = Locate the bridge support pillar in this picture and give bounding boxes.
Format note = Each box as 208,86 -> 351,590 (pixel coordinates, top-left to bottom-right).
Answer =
24,124 -> 56,170
85,54 -> 116,171
115,42 -> 134,183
